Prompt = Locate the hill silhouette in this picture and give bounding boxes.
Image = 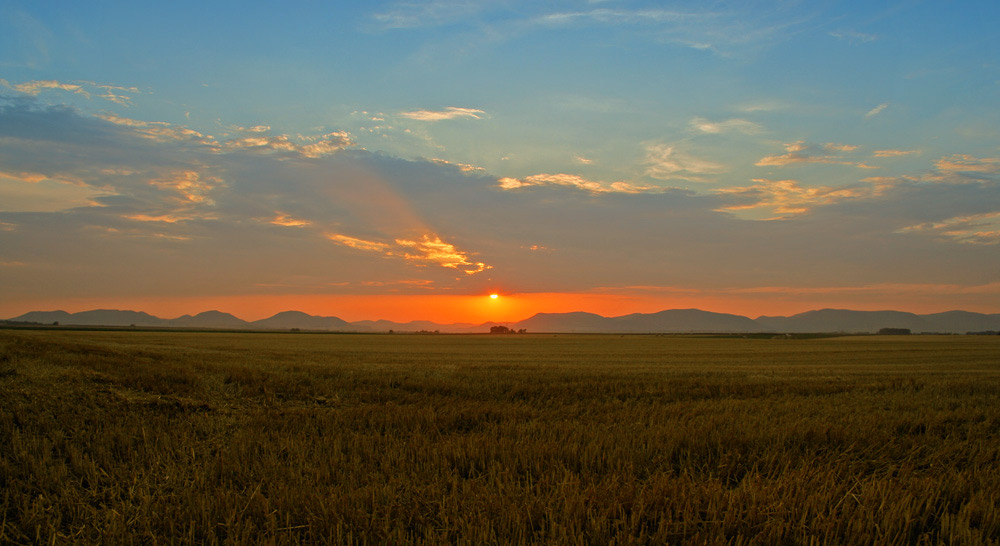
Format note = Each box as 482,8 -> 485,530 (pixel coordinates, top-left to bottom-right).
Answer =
5,308 -> 1000,334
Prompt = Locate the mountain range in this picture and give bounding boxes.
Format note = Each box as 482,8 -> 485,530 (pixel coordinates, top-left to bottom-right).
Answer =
5,308 -> 1000,334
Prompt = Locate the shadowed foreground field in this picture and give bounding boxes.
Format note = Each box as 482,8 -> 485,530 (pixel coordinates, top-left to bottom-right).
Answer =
1,331 -> 999,545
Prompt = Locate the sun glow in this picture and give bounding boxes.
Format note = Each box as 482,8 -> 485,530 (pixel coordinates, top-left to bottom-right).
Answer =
489,294 -> 499,299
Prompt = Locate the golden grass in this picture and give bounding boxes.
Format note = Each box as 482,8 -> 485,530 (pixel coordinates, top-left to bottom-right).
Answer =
1,331 -> 999,544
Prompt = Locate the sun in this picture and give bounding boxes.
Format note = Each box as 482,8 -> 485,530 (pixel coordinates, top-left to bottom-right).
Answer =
489,293 -> 499,299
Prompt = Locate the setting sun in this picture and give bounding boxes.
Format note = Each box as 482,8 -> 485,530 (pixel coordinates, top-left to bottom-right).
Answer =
489,294 -> 499,299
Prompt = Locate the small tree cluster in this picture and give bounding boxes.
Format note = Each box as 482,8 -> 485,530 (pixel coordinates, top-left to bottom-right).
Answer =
489,325 -> 526,334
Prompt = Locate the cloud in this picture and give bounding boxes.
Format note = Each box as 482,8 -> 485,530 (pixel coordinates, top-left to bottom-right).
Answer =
327,232 -> 490,275
399,107 -> 485,121
534,9 -> 696,26
525,5 -> 821,57
124,213 -> 195,224
0,170 -> 53,184
644,143 -> 725,182
715,178 -> 894,218
756,141 -> 870,168
829,30 -> 877,44
222,131 -> 354,159
148,170 -> 221,205
823,143 -> 859,152
2,98 -> 999,307
396,235 -> 490,274
873,149 -> 921,158
865,103 -> 889,118
269,212 -> 311,227
326,233 -> 391,253
690,117 -> 762,135
896,211 -> 1000,245
933,154 -> 1000,174
728,281 -> 1000,296
429,158 -> 486,173
97,113 -> 217,145
574,155 -> 595,165
2,78 -> 141,106
371,1 -> 491,29
498,173 -> 659,194
4,79 -> 88,97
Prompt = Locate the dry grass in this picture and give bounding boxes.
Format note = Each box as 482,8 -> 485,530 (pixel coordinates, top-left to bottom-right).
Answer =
1,330 -> 999,545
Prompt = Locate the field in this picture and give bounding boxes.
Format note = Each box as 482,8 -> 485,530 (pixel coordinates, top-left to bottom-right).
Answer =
1,330 -> 999,545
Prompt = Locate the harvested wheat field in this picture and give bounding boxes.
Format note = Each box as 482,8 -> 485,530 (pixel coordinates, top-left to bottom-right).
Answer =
1,330 -> 999,545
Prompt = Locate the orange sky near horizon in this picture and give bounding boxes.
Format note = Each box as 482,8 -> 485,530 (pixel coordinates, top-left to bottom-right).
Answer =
3,290 -> 996,324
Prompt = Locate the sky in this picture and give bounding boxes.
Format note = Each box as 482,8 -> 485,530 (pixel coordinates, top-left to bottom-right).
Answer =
1,0 -> 999,323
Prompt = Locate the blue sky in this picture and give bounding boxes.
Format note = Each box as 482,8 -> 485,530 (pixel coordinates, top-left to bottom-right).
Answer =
1,0 -> 999,320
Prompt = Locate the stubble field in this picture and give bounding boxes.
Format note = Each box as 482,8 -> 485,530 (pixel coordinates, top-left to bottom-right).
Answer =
1,329 -> 999,545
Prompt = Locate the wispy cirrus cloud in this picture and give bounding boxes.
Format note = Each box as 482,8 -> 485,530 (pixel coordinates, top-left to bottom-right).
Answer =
644,143 -> 725,182
873,149 -> 921,158
756,141 -> 873,168
429,158 -> 486,173
498,173 -> 658,194
865,103 -> 889,118
371,1 -> 492,29
534,8 -> 700,26
97,113 -> 217,145
399,107 -> 485,121
690,117 -> 762,135
525,4 -> 821,55
715,177 -> 894,218
896,211 -> 1000,245
829,30 -> 878,44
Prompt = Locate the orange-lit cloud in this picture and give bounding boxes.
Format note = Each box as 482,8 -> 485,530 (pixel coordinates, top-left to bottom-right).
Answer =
0,170 -> 50,184
823,143 -> 859,152
756,141 -> 870,167
396,235 -> 490,274
873,149 -> 920,158
325,233 -> 391,253
399,107 -> 485,121
326,232 -> 490,275
715,178 -> 894,218
499,173 -> 659,194
269,213 -> 311,227
933,154 -> 1000,173
4,79 -> 87,97
149,170 -> 221,205
124,213 -> 191,223
224,131 -> 353,158
429,158 -> 486,173
896,211 -> 1000,245
97,113 -> 216,144
2,78 -> 142,105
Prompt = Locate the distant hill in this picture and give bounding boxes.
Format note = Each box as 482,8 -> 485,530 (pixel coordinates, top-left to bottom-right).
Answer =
919,311 -> 1000,333
168,311 -> 249,329
5,307 -> 1000,334
515,312 -> 610,333
611,309 -> 762,333
754,309 -> 929,333
8,310 -> 76,325
251,311 -> 352,331
11,309 -> 166,327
